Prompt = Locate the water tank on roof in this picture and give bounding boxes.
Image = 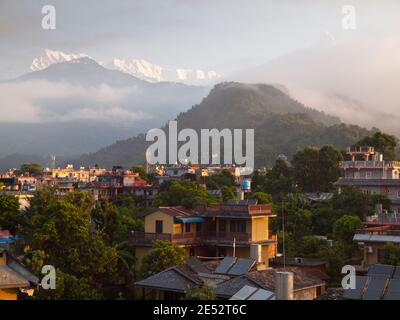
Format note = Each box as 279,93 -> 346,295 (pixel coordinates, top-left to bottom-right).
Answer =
241,179 -> 251,191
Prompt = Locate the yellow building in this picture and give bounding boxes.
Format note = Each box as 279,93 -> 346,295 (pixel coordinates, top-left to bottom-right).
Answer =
130,203 -> 277,267
0,248 -> 39,300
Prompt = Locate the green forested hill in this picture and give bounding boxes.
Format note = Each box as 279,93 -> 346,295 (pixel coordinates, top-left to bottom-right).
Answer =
74,82 -> 375,168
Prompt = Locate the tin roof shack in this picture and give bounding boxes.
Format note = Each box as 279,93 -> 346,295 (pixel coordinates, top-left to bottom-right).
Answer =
0,248 -> 39,300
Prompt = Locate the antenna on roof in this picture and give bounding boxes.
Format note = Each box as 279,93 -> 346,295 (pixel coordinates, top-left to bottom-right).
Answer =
51,155 -> 56,169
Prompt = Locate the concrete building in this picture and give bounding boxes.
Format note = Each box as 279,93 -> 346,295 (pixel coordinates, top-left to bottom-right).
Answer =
353,206 -> 400,269
335,146 -> 400,212
130,202 -> 277,267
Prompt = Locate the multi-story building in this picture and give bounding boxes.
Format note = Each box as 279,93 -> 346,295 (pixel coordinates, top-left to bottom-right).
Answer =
335,146 -> 400,212
85,169 -> 155,206
42,165 -> 106,183
353,204 -> 400,269
130,202 -> 277,267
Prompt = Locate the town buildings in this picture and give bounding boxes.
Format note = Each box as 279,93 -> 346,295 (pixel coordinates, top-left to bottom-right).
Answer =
134,256 -> 327,300
353,205 -> 400,269
129,202 -> 277,267
335,146 -> 400,212
0,242 -> 38,300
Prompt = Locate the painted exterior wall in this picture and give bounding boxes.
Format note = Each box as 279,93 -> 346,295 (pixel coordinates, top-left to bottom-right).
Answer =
226,247 -> 251,259
0,289 -> 17,300
145,211 -> 174,234
261,244 -> 276,264
251,217 -> 269,241
362,242 -> 385,267
0,252 -> 6,265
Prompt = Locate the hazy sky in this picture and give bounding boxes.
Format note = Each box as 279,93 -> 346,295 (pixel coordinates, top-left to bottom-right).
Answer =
1,0 -> 400,79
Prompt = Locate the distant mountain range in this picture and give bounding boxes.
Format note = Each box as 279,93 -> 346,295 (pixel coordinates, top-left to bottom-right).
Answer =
0,56 -> 210,164
30,49 -> 221,84
231,38 -> 400,137
72,82 -> 374,169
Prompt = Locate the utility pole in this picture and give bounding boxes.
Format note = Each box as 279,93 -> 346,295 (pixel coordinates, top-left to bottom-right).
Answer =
282,200 -> 286,270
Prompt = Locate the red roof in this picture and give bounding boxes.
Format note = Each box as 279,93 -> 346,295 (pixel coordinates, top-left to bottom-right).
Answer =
158,206 -> 198,218
0,229 -> 12,238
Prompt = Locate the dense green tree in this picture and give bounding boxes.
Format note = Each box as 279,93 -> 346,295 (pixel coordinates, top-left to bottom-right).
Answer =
292,145 -> 343,192
113,193 -> 137,213
276,230 -> 296,257
382,243 -> 400,266
246,192 -> 272,204
311,206 -> 336,236
318,145 -> 343,191
220,186 -> 236,202
35,270 -> 103,300
262,159 -> 295,201
323,245 -> 346,286
0,194 -> 23,234
17,163 -> 42,176
331,187 -> 389,219
292,147 -> 320,192
140,240 -> 185,277
153,180 -> 217,208
22,189 -> 121,298
355,131 -> 398,160
296,236 -> 328,258
332,215 -> 362,246
273,200 -> 312,242
206,170 -> 235,189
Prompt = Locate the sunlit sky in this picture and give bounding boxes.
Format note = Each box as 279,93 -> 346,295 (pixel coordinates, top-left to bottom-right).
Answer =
1,0 -> 400,79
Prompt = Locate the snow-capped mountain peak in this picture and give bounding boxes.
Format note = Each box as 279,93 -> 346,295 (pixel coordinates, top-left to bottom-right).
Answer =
30,49 -> 221,84
111,58 -> 164,82
110,58 -> 221,84
30,49 -> 92,71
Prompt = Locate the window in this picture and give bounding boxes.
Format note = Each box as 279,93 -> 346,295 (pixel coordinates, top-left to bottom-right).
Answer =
230,220 -> 246,233
185,223 -> 191,233
377,248 -> 385,264
219,220 -> 226,232
196,223 -> 202,232
155,220 -> 163,234
397,190 -> 400,198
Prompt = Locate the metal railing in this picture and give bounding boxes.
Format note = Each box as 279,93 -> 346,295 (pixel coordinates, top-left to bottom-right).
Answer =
340,161 -> 400,169
129,230 -> 276,245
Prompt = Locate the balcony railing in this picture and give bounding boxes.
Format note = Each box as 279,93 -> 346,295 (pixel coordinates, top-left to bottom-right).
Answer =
129,231 -> 275,245
355,228 -> 400,237
340,161 -> 400,169
129,231 -> 172,244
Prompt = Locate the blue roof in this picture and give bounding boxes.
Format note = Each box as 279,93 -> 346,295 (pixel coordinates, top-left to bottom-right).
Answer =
0,237 -> 19,244
174,217 -> 205,223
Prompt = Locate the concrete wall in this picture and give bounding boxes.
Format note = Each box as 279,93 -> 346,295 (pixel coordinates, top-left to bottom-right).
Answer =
145,211 -> 174,234
0,288 -> 17,300
251,217 -> 269,241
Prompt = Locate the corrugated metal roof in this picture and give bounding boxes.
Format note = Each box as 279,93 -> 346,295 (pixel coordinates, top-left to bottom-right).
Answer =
0,265 -> 30,289
134,267 -> 200,292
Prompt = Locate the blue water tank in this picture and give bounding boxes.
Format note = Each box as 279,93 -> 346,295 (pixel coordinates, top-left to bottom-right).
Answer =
241,179 -> 251,191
